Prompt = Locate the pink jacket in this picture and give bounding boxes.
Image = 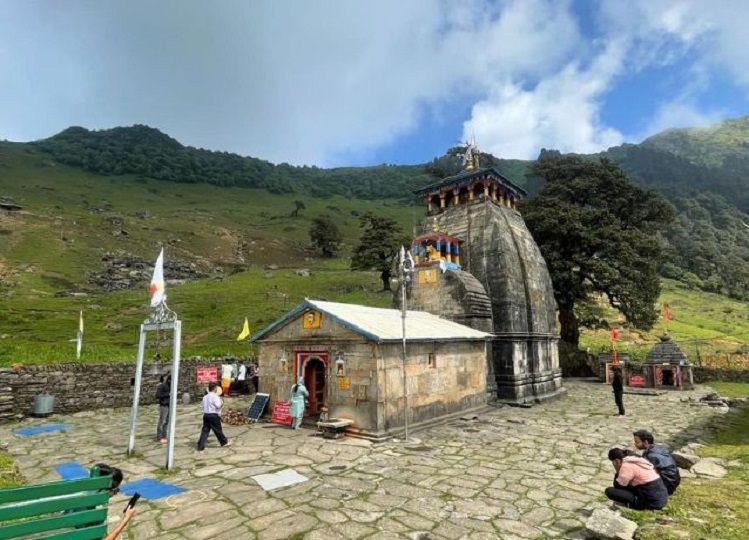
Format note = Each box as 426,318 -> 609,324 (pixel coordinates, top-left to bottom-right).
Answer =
617,456 -> 661,486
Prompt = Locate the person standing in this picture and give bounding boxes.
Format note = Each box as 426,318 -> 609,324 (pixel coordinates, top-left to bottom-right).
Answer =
612,367 -> 625,416
196,382 -> 231,451
604,448 -> 668,510
155,374 -> 171,443
237,361 -> 248,395
289,376 -> 309,430
251,361 -> 259,394
220,362 -> 233,397
633,429 -> 681,494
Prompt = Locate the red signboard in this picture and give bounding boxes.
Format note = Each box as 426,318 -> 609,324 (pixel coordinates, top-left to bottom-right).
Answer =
271,401 -> 292,425
196,365 -> 218,384
628,375 -> 646,387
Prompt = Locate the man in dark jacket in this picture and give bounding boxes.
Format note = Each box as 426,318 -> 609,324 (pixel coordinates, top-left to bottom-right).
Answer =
155,374 -> 171,443
633,429 -> 681,494
612,367 -> 625,416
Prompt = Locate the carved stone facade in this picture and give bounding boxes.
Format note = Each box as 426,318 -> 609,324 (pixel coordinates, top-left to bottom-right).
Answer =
403,167 -> 564,404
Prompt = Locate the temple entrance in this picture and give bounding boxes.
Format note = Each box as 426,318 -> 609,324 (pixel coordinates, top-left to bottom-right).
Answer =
303,357 -> 326,415
662,368 -> 674,387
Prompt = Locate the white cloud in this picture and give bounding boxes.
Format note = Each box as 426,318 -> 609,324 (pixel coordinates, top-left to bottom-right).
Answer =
640,100 -> 727,139
464,40 -> 626,159
600,0 -> 749,87
1,0 -> 747,166
0,0 -> 582,166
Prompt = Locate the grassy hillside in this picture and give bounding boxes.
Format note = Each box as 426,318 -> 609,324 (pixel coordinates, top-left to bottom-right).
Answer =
580,279 -> 749,362
0,259 -> 394,364
641,115 -> 749,170
0,141 -> 419,296
2,121 -> 749,365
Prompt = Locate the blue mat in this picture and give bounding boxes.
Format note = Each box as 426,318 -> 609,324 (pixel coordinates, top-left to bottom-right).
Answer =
55,461 -> 89,480
119,478 -> 186,500
13,424 -> 72,436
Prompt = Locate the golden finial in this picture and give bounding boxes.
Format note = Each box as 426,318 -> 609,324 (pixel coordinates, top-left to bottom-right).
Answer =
461,136 -> 480,171
432,216 -> 439,233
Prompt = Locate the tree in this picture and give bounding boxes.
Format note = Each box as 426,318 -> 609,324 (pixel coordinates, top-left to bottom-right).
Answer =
522,154 -> 674,348
351,212 -> 410,291
292,200 -> 306,217
309,215 -> 343,258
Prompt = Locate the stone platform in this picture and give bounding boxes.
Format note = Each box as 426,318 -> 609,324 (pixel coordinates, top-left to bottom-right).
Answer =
0,380 -> 725,539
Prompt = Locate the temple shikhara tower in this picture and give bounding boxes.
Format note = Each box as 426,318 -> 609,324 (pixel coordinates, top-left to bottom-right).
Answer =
396,143 -> 564,403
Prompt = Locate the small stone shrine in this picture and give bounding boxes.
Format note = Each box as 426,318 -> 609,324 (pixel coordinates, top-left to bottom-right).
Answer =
597,352 -> 632,384
251,299 -> 490,440
643,333 -> 694,390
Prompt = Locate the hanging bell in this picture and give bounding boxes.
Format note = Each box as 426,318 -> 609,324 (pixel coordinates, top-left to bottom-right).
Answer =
147,361 -> 164,376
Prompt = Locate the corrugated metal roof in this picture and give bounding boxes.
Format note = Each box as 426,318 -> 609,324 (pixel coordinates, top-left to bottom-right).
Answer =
250,299 -> 491,343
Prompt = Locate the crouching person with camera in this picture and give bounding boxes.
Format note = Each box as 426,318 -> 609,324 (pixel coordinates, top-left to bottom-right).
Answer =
605,448 -> 668,510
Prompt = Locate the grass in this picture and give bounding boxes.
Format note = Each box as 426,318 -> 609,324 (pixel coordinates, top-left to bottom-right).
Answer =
0,260 -> 393,364
580,279 -> 749,363
709,382 -> 749,398
0,451 -> 24,489
628,385 -> 749,540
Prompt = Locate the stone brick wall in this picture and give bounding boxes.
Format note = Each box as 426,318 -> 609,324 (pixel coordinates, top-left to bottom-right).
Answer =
0,358 -> 234,421
693,367 -> 749,384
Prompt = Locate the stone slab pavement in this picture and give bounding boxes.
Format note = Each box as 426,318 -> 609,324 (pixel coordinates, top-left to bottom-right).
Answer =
1,380 -> 724,539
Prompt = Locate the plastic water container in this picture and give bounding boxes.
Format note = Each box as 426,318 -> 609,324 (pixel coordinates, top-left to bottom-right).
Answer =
33,394 -> 55,417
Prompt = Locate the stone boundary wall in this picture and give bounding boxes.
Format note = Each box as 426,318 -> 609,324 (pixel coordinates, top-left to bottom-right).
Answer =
0,358 -> 234,422
693,366 -> 749,384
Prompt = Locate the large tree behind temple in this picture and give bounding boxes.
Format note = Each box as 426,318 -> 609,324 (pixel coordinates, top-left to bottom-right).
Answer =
522,154 -> 674,348
350,213 -> 410,291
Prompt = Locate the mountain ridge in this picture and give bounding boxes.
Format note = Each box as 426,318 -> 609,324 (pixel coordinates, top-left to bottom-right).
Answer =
2,115 -> 749,303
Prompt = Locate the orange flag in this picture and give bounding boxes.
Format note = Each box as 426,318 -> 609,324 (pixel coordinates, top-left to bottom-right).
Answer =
663,302 -> 672,322
610,327 -> 619,340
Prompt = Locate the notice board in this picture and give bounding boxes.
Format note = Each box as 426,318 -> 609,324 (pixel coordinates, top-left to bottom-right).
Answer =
196,365 -> 218,384
271,401 -> 292,425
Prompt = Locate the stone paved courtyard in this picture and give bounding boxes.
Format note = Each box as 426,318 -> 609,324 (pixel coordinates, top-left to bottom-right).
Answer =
1,380 -> 724,539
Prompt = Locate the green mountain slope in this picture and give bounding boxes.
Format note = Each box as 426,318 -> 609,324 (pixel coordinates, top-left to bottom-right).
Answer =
641,115 -> 749,171
1,118 -> 749,363
0,141 -> 417,296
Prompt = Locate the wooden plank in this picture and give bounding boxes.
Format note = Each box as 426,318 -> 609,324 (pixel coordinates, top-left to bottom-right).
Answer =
34,523 -> 107,540
0,477 -> 112,506
0,493 -> 109,522
0,508 -> 106,539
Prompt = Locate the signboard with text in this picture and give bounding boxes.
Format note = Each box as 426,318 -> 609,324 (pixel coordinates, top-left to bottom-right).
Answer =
196,365 -> 218,384
628,374 -> 646,387
271,401 -> 292,425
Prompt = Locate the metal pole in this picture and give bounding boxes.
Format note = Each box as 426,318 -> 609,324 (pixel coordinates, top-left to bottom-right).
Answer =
127,324 -> 147,456
401,274 -> 409,441
166,320 -> 182,470
398,245 -> 414,441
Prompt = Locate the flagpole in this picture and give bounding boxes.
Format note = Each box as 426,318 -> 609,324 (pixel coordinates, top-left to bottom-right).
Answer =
398,246 -> 415,441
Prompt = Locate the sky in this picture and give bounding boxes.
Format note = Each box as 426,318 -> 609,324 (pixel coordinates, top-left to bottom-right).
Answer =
1,0 -> 748,167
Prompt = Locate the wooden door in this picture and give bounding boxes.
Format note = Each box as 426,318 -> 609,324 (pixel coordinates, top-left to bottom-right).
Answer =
303,358 -> 326,415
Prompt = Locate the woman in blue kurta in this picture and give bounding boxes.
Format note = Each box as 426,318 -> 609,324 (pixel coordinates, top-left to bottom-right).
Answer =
289,377 -> 309,429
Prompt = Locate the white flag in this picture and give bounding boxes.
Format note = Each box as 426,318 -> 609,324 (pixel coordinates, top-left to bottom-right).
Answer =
149,248 -> 166,307
76,310 -> 83,360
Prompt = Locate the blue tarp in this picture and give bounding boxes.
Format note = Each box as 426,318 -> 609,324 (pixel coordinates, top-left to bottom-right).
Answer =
13,424 -> 72,436
54,461 -> 89,480
119,478 -> 186,500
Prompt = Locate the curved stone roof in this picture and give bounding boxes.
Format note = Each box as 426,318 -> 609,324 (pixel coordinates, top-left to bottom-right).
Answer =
644,333 -> 690,365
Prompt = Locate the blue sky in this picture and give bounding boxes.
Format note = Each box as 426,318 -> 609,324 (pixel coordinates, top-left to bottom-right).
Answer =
1,0 -> 748,167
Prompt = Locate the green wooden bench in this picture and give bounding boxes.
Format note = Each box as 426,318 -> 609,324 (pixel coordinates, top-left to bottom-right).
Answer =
0,466 -> 113,540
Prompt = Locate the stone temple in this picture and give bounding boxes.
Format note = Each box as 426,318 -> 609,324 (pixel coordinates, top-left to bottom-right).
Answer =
395,145 -> 564,404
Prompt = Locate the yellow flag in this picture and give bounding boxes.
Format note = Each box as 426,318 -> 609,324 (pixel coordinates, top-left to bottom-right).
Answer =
236,318 -> 250,341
